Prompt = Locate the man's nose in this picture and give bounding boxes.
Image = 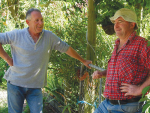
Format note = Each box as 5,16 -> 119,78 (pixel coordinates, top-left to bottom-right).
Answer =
39,20 -> 44,25
114,22 -> 119,28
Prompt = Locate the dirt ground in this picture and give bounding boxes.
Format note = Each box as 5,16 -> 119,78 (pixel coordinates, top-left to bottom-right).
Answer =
0,88 -> 8,111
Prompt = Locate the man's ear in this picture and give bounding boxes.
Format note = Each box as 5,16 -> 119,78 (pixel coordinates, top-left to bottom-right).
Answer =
26,20 -> 29,25
130,22 -> 136,29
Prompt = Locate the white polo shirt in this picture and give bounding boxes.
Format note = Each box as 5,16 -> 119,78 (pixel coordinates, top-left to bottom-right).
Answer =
0,28 -> 69,88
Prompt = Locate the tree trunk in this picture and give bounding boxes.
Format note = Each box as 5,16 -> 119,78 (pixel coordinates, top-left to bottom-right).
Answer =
84,0 -> 97,112
7,0 -> 19,21
135,3 -> 142,35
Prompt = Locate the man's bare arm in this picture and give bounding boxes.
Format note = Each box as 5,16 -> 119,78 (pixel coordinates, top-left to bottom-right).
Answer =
65,46 -> 92,68
0,43 -> 13,66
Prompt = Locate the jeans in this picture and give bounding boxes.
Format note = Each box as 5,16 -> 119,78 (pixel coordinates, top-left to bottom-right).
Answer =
7,82 -> 43,113
94,99 -> 143,113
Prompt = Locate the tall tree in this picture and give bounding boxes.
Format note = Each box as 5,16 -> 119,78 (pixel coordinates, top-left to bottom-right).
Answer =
84,0 -> 97,112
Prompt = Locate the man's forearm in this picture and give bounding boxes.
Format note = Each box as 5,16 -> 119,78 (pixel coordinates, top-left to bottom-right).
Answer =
65,46 -> 91,68
0,43 -> 13,66
65,47 -> 85,62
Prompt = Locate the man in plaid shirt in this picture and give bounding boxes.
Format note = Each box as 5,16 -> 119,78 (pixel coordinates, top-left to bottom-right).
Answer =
92,8 -> 150,113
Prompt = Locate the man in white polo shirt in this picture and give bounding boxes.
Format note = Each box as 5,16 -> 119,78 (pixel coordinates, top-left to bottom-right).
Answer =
0,8 -> 92,113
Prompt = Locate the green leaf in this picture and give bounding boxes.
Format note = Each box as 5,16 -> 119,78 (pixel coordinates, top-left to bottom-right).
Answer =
142,103 -> 150,112
139,96 -> 148,102
147,41 -> 150,47
62,105 -> 70,113
142,86 -> 150,97
68,106 -> 71,113
48,98 -> 55,103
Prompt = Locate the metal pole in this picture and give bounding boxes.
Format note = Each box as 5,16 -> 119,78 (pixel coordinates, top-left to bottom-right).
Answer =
99,78 -> 102,104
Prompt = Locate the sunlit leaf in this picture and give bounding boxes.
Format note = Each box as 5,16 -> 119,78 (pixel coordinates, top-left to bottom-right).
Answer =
147,41 -> 150,47
142,86 -> 150,97
139,96 -> 148,102
142,103 -> 150,112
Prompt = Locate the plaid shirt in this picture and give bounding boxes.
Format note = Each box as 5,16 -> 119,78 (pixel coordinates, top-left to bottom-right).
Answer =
104,31 -> 150,100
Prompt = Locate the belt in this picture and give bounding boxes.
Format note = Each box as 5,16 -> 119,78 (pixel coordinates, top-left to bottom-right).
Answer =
109,97 -> 141,105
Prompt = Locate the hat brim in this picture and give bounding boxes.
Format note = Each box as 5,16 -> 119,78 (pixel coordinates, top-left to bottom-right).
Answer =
110,15 -> 138,30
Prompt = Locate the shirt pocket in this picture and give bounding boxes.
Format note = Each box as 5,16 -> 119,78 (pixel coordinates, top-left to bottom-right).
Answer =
118,56 -> 138,84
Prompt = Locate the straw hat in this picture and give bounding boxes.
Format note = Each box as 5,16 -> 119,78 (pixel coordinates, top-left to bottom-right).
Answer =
110,8 -> 138,30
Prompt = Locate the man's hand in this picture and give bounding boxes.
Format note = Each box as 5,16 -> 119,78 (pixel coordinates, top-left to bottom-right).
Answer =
120,83 -> 142,96
65,47 -> 92,69
82,60 -> 92,69
92,71 -> 103,79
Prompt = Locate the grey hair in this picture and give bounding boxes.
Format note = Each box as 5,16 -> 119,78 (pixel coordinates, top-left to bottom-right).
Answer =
26,8 -> 41,20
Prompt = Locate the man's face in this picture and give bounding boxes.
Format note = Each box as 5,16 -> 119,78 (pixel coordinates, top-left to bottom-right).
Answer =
26,11 -> 44,34
113,17 -> 134,38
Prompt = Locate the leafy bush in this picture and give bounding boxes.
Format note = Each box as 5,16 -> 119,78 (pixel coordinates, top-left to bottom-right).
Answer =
140,86 -> 150,113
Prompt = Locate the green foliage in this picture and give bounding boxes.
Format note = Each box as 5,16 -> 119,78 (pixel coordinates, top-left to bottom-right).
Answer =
95,0 -> 124,26
22,104 -> 30,113
147,41 -> 150,47
145,0 -> 150,8
45,72 -> 64,105
126,0 -> 150,8
139,86 -> 150,112
43,1 -> 115,112
43,2 -> 88,111
62,105 -> 71,113
0,106 -> 8,113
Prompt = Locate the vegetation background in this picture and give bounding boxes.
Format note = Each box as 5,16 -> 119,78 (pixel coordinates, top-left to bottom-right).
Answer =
0,0 -> 150,113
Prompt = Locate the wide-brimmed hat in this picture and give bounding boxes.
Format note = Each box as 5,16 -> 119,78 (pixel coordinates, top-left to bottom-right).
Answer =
110,8 -> 138,30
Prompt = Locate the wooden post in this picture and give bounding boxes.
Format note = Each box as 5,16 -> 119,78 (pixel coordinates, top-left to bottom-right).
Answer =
84,0 -> 97,112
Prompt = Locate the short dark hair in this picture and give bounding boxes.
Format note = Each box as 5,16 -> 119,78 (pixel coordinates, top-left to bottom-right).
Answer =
26,8 -> 41,20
